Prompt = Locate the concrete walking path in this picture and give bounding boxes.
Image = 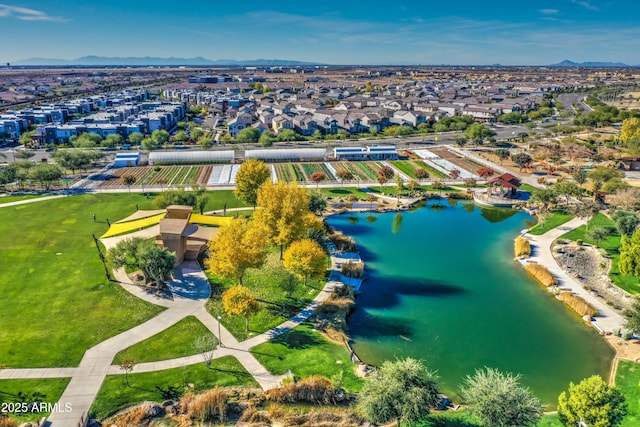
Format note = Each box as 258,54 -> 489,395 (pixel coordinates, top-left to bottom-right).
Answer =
523,217 -> 625,334
0,194 -> 68,208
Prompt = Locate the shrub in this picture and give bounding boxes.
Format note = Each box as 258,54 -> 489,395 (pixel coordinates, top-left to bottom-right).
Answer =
560,292 -> 598,317
341,261 -> 364,278
328,231 -> 356,252
266,375 -> 336,404
184,388 -> 229,422
524,263 -> 557,287
0,416 -> 17,427
514,236 -> 531,257
113,406 -> 149,426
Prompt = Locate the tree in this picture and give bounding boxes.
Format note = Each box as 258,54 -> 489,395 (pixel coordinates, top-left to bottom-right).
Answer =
336,169 -> 354,186
107,237 -> 175,287
206,217 -> 267,284
53,149 -> 103,176
586,227 -> 610,247
102,134 -> 122,148
197,136 -> 214,149
568,199 -> 600,230
511,153 -> 532,171
376,165 -> 394,192
174,130 -> 188,142
459,368 -> 542,427
254,181 -> 310,259
122,174 -> 137,193
152,129 -> 170,146
193,334 -> 219,369
573,168 -> 588,186
493,149 -> 510,165
608,188 -> 640,211
235,127 -> 260,144
621,117 -> 640,144
613,210 -> 640,236
357,358 -> 439,426
72,133 -> 102,148
558,375 -> 627,427
153,187 -> 197,208
234,159 -> 271,208
415,168 -> 429,179
623,298 -> 640,335
277,129 -> 300,142
128,132 -> 144,145
222,285 -> 259,331
28,163 -> 63,189
310,171 -> 326,189
530,188 -> 557,212
308,190 -> 327,215
620,229 -> 640,277
283,239 -> 326,286
455,136 -> 468,148
119,358 -> 137,387
259,130 -> 277,147
394,174 -> 404,199
190,128 -> 204,140
449,169 -> 460,179
464,123 -> 496,147
196,192 -> 209,215
588,167 -> 624,194
552,180 -> 580,204
141,137 -> 159,151
19,130 -> 36,147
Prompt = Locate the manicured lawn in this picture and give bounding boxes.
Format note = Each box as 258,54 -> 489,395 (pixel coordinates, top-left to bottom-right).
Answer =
113,316 -> 214,364
520,183 -> 538,193
0,378 -> 70,422
206,251 -> 325,341
560,213 -> 640,294
615,360 -> 640,427
202,189 -> 249,211
0,193 -> 166,368
414,160 -> 448,179
529,210 -> 574,235
250,323 -> 363,393
0,194 -> 47,204
90,358 -> 258,419
321,187 -> 371,198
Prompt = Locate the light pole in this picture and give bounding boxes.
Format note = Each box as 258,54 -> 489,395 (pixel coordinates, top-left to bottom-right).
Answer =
217,315 -> 223,347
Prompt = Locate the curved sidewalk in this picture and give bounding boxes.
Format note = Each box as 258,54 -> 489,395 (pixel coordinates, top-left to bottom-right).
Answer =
522,217 -> 624,333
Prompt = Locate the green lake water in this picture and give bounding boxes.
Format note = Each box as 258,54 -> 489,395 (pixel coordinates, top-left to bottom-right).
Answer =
326,200 -> 614,405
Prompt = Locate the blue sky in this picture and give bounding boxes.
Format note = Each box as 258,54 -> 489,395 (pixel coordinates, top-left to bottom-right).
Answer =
2,0 -> 640,65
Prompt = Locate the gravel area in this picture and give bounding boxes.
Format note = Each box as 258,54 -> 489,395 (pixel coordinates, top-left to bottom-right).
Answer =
553,242 -> 635,312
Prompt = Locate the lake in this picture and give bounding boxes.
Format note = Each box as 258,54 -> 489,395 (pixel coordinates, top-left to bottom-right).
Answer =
326,200 -> 614,404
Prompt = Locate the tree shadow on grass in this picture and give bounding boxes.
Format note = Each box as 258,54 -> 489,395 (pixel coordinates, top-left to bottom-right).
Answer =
268,328 -> 323,350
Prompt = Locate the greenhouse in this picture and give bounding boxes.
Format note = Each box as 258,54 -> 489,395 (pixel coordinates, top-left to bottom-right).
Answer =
244,148 -> 327,162
148,150 -> 235,165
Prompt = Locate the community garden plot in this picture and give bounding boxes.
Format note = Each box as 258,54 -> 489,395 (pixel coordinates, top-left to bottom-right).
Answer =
413,148 -> 480,179
389,160 -> 447,179
96,166 -> 211,189
273,162 -> 338,183
331,161 -> 386,182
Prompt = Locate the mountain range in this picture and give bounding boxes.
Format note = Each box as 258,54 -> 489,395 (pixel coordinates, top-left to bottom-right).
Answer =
11,56 -> 323,66
550,59 -> 632,67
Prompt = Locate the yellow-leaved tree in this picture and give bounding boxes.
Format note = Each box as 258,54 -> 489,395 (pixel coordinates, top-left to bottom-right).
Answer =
234,159 -> 271,208
205,217 -> 267,284
254,181 -> 310,259
621,117 -> 640,144
283,239 -> 326,286
222,285 -> 260,331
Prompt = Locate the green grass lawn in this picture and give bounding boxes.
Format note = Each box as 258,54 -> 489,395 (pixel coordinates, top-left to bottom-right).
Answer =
113,316 -> 214,365
414,160 -> 448,178
614,360 -> 640,427
520,183 -> 538,193
90,358 -> 258,419
202,189 -> 249,211
321,187 -> 371,199
529,211 -> 574,235
560,213 -> 640,294
206,251 -> 325,341
0,194 -> 47,204
250,323 -> 363,393
0,378 -> 70,422
0,193 -> 166,368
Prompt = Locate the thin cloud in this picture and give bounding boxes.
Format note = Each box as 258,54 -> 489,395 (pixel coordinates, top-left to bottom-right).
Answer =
0,3 -> 67,22
570,0 -> 599,11
540,9 -> 560,14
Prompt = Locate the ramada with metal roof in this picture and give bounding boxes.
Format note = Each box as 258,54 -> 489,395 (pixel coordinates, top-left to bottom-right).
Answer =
244,148 -> 327,161
148,150 -> 235,165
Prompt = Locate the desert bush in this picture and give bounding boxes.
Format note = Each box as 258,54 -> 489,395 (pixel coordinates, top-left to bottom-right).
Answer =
514,236 -> 531,257
266,376 -> 335,404
346,195 -> 359,202
524,263 -> 557,287
283,409 -> 363,427
239,404 -> 271,424
341,261 -> 364,278
366,194 -> 378,202
0,416 -> 17,427
113,406 -> 149,426
560,292 -> 598,317
185,388 -> 228,422
328,231 -> 356,252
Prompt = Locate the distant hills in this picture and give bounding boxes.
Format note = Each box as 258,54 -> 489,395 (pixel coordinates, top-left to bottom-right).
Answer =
550,59 -> 632,67
12,56 -> 323,67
